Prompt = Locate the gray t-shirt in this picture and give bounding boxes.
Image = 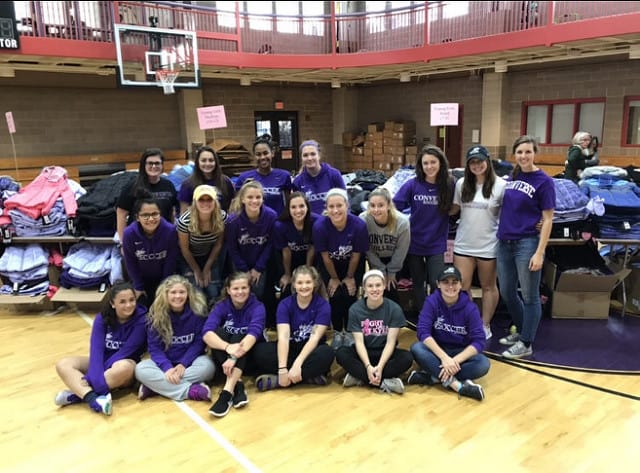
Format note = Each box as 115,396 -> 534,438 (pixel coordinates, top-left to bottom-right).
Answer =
347,298 -> 406,350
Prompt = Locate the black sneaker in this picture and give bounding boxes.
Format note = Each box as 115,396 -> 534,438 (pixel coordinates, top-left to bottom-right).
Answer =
458,380 -> 485,401
209,390 -> 233,417
407,370 -> 435,386
232,382 -> 249,409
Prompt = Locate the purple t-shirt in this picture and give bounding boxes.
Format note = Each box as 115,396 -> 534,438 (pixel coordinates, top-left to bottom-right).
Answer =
497,170 -> 555,240
202,294 -> 266,341
393,177 -> 451,256
85,306 -> 147,395
225,206 -> 277,272
276,294 -> 331,343
292,163 -> 346,215
122,218 -> 178,291
235,168 -> 292,215
147,305 -> 208,372
273,213 -> 320,269
313,213 -> 369,278
416,289 -> 486,354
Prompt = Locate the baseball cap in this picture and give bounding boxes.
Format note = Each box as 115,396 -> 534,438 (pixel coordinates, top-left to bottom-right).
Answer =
465,145 -> 490,162
193,184 -> 218,201
437,266 -> 462,282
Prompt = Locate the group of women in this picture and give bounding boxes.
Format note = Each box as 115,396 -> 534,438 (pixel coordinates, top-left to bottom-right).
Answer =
54,133 -> 556,416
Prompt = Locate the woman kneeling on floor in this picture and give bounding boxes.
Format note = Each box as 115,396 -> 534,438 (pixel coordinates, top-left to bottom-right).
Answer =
409,266 -> 490,401
253,265 -> 335,391
54,282 -> 147,416
203,272 -> 266,418
135,276 -> 215,403
335,269 -> 413,394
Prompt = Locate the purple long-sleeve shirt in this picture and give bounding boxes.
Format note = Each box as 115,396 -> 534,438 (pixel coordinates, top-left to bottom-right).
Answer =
225,206 -> 277,272
292,163 -> 346,214
416,289 -> 486,354
147,304 -> 208,372
202,294 -> 266,340
122,218 -> 178,291
393,177 -> 451,256
85,305 -> 147,394
235,168 -> 292,215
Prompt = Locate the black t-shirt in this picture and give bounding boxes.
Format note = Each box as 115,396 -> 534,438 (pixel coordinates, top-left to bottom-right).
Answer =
117,177 -> 178,223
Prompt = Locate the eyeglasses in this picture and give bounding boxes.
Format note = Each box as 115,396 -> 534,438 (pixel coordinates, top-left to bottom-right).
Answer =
146,161 -> 163,167
139,212 -> 161,221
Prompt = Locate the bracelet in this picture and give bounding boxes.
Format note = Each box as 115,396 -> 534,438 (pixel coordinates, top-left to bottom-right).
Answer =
228,355 -> 238,361
278,366 -> 288,370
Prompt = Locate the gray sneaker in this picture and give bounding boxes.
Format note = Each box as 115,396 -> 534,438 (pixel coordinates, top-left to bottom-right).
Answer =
342,331 -> 355,347
458,380 -> 485,401
407,370 -> 436,386
502,340 -> 533,359
343,373 -> 363,388
380,377 -> 405,394
499,332 -> 520,346
331,332 -> 344,350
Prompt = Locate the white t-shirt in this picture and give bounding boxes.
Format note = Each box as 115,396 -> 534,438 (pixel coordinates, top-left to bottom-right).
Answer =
453,176 -> 506,258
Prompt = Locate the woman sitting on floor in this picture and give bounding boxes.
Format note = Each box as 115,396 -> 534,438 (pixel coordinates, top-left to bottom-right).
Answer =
253,265 -> 334,391
335,269 -> 413,395
54,282 -> 147,416
408,266 -> 489,401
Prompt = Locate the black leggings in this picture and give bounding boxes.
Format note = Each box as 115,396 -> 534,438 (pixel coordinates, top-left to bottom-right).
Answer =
335,344 -> 413,383
252,341 -> 335,379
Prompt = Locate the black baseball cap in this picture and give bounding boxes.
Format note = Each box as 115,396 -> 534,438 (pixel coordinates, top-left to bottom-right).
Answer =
466,145 -> 490,161
437,266 -> 462,282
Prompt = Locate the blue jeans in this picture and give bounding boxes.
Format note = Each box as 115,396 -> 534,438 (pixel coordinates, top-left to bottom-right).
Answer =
179,249 -> 225,303
496,237 -> 542,344
410,342 -> 490,381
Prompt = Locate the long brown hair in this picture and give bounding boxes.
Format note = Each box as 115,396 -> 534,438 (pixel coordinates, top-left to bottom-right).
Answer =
415,145 -> 453,214
461,157 -> 497,203
511,135 -> 539,179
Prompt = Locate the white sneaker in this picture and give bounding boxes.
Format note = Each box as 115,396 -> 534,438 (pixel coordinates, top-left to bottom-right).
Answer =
380,377 -> 405,394
54,389 -> 82,406
499,332 -> 520,346
94,393 -> 113,416
483,324 -> 492,340
502,341 -> 533,359
343,373 -> 363,387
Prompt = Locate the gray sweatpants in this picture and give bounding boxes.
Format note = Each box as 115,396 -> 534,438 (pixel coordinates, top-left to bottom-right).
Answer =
135,355 -> 216,401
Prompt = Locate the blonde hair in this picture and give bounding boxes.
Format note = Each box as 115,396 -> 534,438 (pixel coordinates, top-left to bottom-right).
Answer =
188,188 -> 224,237
366,187 -> 398,233
229,179 -> 264,214
148,275 -> 208,349
291,265 -> 321,295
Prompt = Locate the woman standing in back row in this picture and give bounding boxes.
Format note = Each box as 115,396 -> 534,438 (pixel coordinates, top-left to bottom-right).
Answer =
497,135 -> 555,359
450,146 -> 506,339
293,140 -> 346,215
235,134 -> 292,215
116,148 -> 178,244
393,145 -> 454,315
179,146 -> 235,213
